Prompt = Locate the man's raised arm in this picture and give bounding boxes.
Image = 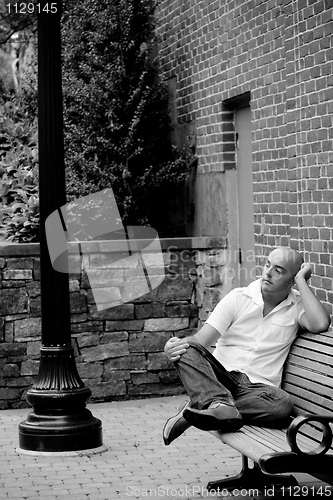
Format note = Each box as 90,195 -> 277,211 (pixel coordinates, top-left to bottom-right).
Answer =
295,263 -> 331,333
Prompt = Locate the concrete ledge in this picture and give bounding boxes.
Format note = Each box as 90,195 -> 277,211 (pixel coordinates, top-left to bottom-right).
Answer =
0,237 -> 227,257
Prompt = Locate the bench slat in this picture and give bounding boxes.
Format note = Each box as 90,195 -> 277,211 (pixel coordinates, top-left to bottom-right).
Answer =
284,371 -> 333,400
246,425 -> 318,452
286,354 -> 333,378
211,425 -> 321,464
284,386 -> 333,416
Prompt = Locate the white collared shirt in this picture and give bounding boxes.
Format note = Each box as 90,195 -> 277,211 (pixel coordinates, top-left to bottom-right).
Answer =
206,279 -> 305,387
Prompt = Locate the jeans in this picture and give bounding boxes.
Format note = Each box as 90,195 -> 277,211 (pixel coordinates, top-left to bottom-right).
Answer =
174,340 -> 294,427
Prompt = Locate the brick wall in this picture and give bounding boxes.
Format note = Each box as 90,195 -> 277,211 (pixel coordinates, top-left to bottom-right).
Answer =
156,0 -> 333,316
0,238 -> 228,409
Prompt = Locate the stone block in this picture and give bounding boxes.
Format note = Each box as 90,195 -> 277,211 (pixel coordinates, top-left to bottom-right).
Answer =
0,387 -> 22,400
101,331 -> 129,343
4,321 -> 14,342
26,341 -> 41,358
70,313 -> 88,323
85,268 -> 125,287
69,279 -> 80,292
30,297 -> 41,316
70,292 -> 87,314
144,317 -> 189,331
6,376 -> 34,387
2,280 -> 26,288
0,289 -> 28,315
75,332 -> 100,348
3,269 -> 33,280
88,303 -> 134,321
134,302 -> 166,319
203,287 -> 223,310
15,317 -> 41,342
147,353 -> 174,370
6,258 -> 34,269
0,343 -> 26,358
103,369 -> 131,382
131,372 -> 159,385
165,301 -> 198,317
121,276 -> 151,303
105,354 -> 146,371
33,258 -> 40,280
81,342 -> 129,362
105,319 -> 144,332
26,282 -> 41,297
0,318 -> 4,342
71,321 -> 104,333
2,363 -> 20,377
86,286 -> 121,305
21,360 -> 40,376
0,258 -> 5,268
129,331 -> 171,353
157,275 -> 194,301
202,267 -> 223,286
90,381 -> 127,399
76,362 -> 103,379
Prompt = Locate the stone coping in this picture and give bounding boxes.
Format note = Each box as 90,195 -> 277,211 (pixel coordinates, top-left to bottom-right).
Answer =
0,237 -> 227,256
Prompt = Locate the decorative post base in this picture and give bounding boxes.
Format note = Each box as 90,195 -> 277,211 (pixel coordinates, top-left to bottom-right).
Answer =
18,346 -> 103,452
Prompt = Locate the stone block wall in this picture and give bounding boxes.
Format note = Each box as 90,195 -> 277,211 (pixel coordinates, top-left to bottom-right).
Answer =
0,237 -> 228,409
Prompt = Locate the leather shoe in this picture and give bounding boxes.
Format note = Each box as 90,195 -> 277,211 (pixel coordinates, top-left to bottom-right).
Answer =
183,402 -> 243,432
163,399 -> 192,445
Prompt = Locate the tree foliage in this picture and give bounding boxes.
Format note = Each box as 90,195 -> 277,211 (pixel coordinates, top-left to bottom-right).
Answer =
62,0 -> 194,233
0,0 -> 195,241
0,1 -> 35,45
0,98 -> 39,242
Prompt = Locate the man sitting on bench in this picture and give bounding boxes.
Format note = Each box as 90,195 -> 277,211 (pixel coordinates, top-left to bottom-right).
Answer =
163,247 -> 330,445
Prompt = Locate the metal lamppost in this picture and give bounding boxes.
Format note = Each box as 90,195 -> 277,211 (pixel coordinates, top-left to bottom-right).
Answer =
18,1 -> 102,451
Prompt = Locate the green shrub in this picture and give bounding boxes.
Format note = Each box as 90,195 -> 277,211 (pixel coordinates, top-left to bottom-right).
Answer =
62,0 -> 196,233
0,99 -> 39,242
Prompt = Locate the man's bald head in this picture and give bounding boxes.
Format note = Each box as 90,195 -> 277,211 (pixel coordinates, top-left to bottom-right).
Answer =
268,247 -> 304,278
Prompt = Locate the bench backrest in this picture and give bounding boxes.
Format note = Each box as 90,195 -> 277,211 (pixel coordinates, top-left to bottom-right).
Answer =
283,330 -> 333,415
282,330 -> 333,452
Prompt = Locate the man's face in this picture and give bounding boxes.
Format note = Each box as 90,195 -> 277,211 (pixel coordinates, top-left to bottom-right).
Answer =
261,249 -> 299,296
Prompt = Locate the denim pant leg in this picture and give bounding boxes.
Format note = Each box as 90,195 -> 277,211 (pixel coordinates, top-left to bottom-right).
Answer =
233,374 -> 294,428
174,340 -> 240,410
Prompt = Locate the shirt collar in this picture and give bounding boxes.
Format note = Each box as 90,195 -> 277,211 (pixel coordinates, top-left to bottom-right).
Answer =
243,278 -> 297,310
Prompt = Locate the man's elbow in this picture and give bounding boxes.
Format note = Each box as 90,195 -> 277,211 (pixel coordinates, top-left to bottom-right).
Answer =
308,316 -> 331,334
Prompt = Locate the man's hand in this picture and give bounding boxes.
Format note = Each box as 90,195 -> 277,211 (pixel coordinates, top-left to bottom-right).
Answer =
295,263 -> 312,283
164,336 -> 189,362
295,262 -> 331,333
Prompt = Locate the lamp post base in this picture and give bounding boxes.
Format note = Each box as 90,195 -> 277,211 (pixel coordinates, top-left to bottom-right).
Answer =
18,408 -> 102,452
18,346 -> 103,452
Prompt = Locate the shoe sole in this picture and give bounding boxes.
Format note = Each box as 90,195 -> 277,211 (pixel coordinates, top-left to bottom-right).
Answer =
163,400 -> 191,445
183,408 -> 243,432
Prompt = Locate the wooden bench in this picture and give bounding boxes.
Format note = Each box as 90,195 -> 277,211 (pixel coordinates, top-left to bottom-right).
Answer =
207,330 -> 333,492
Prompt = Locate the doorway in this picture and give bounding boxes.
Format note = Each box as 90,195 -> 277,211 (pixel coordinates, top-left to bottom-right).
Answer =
234,106 -> 255,286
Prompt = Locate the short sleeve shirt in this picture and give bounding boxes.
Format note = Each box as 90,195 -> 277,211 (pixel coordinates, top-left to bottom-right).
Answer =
205,279 -> 305,387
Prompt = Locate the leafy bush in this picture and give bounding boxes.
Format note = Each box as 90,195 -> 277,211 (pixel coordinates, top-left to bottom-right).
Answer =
62,0 -> 196,234
0,99 -> 39,242
0,0 -> 196,242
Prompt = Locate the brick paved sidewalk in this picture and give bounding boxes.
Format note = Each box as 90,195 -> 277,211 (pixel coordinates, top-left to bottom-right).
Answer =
0,395 -> 331,499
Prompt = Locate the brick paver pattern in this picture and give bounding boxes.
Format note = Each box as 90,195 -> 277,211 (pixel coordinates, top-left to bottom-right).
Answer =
0,396 -> 331,499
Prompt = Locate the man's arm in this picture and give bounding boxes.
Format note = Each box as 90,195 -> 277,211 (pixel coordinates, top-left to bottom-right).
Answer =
164,324 -> 220,362
295,263 -> 331,333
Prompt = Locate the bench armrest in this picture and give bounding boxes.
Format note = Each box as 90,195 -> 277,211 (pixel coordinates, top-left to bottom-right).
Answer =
287,415 -> 333,456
